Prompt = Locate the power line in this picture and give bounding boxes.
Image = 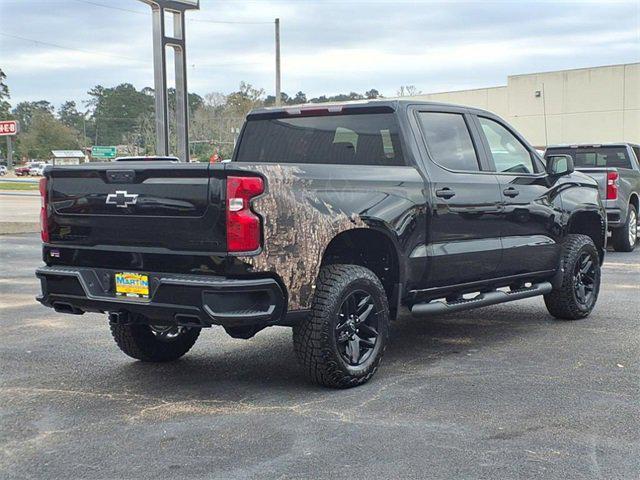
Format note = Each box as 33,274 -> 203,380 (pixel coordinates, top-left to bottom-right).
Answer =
2,32 -> 265,70
72,0 -> 273,24
0,32 -> 145,63
71,0 -> 146,15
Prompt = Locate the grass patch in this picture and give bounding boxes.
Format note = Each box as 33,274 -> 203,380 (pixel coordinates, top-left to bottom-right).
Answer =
0,181 -> 39,191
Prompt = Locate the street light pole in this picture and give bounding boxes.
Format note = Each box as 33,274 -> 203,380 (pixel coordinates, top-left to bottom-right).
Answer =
275,18 -> 281,107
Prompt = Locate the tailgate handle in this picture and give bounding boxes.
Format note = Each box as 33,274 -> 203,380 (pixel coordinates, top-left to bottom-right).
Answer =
106,170 -> 135,183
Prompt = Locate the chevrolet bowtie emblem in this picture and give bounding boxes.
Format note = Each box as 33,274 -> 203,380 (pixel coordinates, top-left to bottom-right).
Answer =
106,191 -> 139,208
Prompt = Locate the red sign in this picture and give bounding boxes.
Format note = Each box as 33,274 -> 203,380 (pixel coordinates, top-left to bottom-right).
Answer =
0,120 -> 19,136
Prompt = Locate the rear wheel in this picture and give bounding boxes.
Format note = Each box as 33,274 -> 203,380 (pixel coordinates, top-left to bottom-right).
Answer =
292,264 -> 389,388
544,234 -> 601,320
110,320 -> 200,362
611,204 -> 637,252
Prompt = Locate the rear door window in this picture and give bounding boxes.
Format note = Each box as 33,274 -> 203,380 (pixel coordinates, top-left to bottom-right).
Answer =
417,112 -> 480,172
235,113 -> 404,166
545,147 -> 632,169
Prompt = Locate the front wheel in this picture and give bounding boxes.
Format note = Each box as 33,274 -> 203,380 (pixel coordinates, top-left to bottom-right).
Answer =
110,321 -> 200,362
544,234 -> 601,320
611,204 -> 638,252
292,264 -> 389,388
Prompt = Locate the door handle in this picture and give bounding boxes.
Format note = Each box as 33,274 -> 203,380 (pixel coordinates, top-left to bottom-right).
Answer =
435,188 -> 455,199
503,187 -> 520,198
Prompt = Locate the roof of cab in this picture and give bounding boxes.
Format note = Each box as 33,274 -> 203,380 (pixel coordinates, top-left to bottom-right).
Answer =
247,98 -> 496,117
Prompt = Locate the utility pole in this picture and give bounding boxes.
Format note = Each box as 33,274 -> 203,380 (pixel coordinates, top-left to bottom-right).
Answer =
275,18 -> 281,106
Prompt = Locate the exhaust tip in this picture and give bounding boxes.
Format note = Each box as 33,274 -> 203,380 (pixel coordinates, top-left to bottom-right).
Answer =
52,302 -> 84,315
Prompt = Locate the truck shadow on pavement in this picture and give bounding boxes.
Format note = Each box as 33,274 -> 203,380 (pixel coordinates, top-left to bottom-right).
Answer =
110,302 -> 559,398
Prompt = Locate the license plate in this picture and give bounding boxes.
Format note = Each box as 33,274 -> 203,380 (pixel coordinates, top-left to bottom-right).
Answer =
115,272 -> 149,299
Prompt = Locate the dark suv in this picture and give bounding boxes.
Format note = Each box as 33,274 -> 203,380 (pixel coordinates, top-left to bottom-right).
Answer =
36,101 -> 606,388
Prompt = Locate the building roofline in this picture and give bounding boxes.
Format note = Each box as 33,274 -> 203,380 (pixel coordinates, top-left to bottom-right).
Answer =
404,62 -> 638,98
407,85 -> 507,97
508,62 -> 640,78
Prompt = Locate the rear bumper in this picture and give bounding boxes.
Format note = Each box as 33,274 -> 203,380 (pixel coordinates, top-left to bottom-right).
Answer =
36,266 -> 286,328
606,208 -> 623,228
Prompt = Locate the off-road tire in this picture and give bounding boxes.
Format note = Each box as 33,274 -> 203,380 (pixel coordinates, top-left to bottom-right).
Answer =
611,204 -> 637,252
110,322 -> 200,362
292,264 -> 389,388
544,234 -> 601,320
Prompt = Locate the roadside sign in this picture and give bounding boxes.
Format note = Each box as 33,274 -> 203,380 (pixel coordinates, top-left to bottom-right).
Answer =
0,120 -> 19,136
91,146 -> 117,159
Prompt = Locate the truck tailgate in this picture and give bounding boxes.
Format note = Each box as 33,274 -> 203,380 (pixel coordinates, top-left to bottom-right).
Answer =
575,167 -> 610,204
46,162 -> 227,253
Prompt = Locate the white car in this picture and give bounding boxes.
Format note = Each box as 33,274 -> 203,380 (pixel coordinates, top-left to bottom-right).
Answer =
29,162 -> 47,176
0,165 -> 7,176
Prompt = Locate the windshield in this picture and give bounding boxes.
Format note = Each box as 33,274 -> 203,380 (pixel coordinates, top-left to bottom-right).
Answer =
235,113 -> 405,166
546,147 -> 632,169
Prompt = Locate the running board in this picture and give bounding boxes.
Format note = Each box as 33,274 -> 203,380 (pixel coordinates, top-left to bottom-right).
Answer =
411,282 -> 553,317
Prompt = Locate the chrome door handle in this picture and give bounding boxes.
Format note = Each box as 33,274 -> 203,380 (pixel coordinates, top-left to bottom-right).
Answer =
503,187 -> 520,197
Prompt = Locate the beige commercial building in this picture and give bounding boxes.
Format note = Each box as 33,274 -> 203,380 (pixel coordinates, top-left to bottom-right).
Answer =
410,62 -> 640,148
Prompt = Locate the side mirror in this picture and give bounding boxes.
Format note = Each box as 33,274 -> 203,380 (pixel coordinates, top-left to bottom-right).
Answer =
546,154 -> 574,176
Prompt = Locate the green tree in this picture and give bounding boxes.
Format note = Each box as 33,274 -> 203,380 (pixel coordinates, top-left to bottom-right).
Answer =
87,83 -> 154,145
12,100 -> 54,132
58,101 -> 84,130
0,69 -> 12,158
365,89 -> 381,99
18,111 -> 81,159
292,91 -> 307,104
226,82 -> 264,118
57,100 -> 89,148
0,68 -> 11,120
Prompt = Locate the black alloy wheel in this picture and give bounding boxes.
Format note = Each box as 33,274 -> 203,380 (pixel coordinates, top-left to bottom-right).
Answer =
335,290 -> 380,366
544,234 -> 601,320
573,252 -> 597,309
292,264 -> 390,388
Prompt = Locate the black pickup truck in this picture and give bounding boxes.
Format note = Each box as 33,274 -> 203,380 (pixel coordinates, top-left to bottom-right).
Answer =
37,100 -> 606,388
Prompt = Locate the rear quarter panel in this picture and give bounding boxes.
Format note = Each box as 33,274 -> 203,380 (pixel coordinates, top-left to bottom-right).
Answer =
230,162 -> 426,310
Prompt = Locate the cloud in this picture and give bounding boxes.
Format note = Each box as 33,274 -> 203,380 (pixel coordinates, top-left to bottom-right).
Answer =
0,0 -> 638,106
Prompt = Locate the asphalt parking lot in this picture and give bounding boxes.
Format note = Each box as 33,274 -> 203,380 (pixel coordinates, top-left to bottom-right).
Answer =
1,233 -> 638,479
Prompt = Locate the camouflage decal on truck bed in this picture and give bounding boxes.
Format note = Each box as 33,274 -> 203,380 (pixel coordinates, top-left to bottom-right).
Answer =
235,163 -> 367,310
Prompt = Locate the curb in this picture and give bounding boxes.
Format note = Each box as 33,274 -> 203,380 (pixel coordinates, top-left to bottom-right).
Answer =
0,191 -> 39,197
0,222 -> 39,235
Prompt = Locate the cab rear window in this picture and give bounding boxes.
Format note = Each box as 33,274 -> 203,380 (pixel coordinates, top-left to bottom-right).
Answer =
235,113 -> 405,166
546,147 -> 632,169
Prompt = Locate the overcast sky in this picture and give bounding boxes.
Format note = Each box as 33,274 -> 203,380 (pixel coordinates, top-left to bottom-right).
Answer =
1,0 -> 638,109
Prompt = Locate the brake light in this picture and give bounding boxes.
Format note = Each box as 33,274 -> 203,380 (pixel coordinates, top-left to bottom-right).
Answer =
284,105 -> 343,116
226,176 -> 264,252
606,170 -> 619,200
39,177 -> 49,243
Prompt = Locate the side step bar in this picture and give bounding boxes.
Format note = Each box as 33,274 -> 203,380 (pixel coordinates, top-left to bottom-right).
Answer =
411,282 -> 552,317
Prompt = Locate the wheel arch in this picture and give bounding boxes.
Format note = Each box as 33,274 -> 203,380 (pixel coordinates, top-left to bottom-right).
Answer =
320,227 -> 403,319
566,209 -> 606,263
629,192 -> 639,214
